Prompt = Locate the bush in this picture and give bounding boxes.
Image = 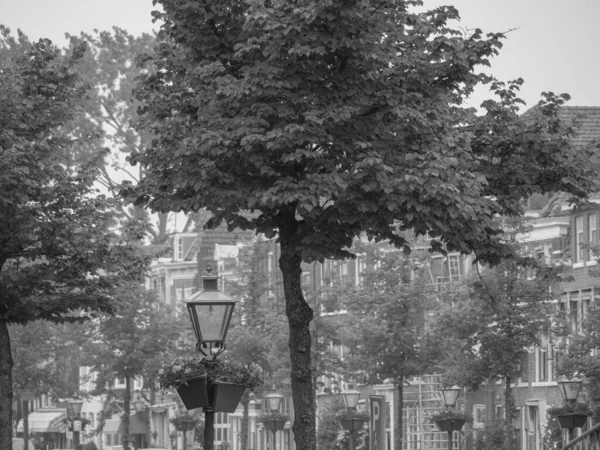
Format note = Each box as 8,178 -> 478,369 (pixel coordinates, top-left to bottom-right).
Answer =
473,418 -> 517,450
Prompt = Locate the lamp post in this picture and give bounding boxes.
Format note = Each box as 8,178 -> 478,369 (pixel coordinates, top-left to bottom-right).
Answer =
557,378 -> 584,440
180,415 -> 197,450
341,387 -> 361,450
66,399 -> 84,450
265,391 -> 284,450
185,266 -> 237,450
440,386 -> 461,450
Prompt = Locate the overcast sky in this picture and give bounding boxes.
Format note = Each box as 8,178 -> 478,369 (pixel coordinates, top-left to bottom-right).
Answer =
2,0 -> 598,111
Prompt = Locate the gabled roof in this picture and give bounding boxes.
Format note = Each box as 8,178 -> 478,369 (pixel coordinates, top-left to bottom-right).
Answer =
558,106 -> 600,147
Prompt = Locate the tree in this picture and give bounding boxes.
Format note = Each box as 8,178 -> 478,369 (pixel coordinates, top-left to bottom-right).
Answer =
10,321 -> 81,450
0,34 -> 149,449
325,241 -> 438,449
431,233 -> 565,449
62,29 -> 181,244
80,286 -> 180,450
128,2 -> 600,447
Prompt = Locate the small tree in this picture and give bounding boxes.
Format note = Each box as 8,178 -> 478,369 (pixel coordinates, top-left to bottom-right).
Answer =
80,287 -> 179,450
432,231 -> 565,449
327,241 -> 438,449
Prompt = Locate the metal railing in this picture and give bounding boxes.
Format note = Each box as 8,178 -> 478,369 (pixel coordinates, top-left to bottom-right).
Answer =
563,423 -> 600,450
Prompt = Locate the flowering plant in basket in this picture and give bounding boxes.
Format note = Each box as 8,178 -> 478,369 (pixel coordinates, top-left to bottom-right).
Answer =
547,402 -> 592,417
156,356 -> 263,390
335,409 -> 370,421
257,412 -> 290,424
429,409 -> 473,425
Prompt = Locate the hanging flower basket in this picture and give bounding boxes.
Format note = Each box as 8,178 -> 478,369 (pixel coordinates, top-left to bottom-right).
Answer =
336,409 -> 370,431
547,403 -> 592,429
429,410 -> 473,433
175,376 -> 210,411
258,412 -> 289,431
208,381 -> 249,413
156,357 -> 263,412
170,413 -> 198,432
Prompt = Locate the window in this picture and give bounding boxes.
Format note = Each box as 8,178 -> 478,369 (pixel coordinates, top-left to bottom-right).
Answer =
576,216 -> 584,262
448,255 -> 460,280
537,346 -> 548,382
520,353 -> 529,382
589,213 -> 597,246
569,300 -> 579,333
473,404 -> 486,428
176,237 -> 184,261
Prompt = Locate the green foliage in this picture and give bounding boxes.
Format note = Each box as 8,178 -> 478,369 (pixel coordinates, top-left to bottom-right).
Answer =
429,409 -> 474,424
128,2 -> 600,448
80,286 -> 180,393
317,397 -> 367,450
157,357 -> 263,390
431,240 -> 564,389
546,402 -> 592,416
473,418 -> 517,450
169,413 -> 198,431
256,412 -> 290,423
542,414 -> 564,450
82,442 -> 98,450
10,321 -> 80,399
334,409 -> 370,422
331,243 -> 437,384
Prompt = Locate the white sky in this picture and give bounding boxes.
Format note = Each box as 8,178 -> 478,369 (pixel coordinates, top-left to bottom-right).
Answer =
2,0 -> 599,110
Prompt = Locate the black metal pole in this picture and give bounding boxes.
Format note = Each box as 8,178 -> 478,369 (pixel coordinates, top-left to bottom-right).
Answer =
447,430 -> 452,450
272,425 -> 277,450
204,408 -> 215,450
349,428 -> 355,450
74,430 -> 80,450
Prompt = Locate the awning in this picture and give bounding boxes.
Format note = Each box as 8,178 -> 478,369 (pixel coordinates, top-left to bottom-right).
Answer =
104,411 -> 149,435
17,409 -> 67,433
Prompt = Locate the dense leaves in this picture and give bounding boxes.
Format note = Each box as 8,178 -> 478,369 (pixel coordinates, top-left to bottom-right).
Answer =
431,230 -> 566,449
0,31 -> 149,450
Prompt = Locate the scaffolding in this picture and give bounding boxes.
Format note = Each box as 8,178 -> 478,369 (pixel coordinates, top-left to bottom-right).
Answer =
403,375 -> 466,449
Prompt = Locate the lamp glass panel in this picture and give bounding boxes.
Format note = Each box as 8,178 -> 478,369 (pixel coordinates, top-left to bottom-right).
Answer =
441,387 -> 460,408
559,380 -> 582,401
266,393 -> 283,412
68,400 -> 84,416
191,303 -> 233,342
343,390 -> 361,409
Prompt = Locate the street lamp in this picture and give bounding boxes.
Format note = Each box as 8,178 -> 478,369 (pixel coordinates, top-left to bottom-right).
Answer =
557,378 -> 585,440
265,391 -> 285,450
340,386 -> 363,450
558,378 -> 583,409
66,399 -> 84,450
185,266 -> 237,450
440,386 -> 463,450
186,265 -> 236,358
440,386 -> 461,409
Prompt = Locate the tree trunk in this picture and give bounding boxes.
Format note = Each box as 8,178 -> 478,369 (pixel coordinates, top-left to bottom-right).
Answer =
278,219 -> 316,450
240,393 -> 250,450
394,377 -> 404,450
503,376 -> 516,450
0,319 -> 13,450
123,376 -> 132,450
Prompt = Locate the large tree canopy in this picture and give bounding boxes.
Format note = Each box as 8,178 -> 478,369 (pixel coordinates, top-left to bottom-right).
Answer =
0,34 -> 149,450
128,1 -> 600,448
